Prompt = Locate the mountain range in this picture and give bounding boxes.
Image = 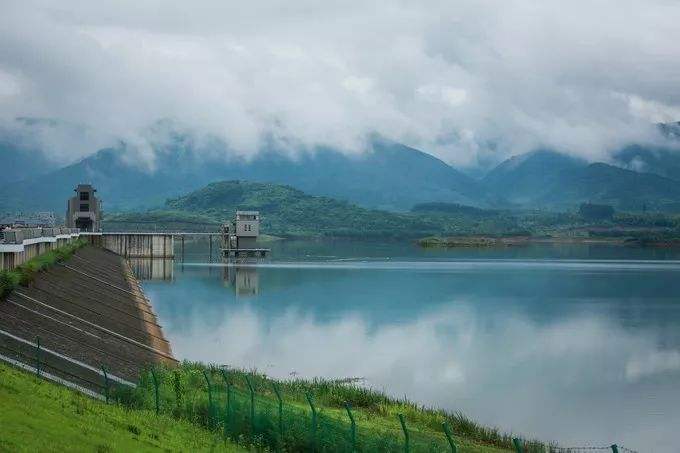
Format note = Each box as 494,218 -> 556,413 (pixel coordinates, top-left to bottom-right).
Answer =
0,136 -> 496,213
482,149 -> 680,212
2,122 -> 680,214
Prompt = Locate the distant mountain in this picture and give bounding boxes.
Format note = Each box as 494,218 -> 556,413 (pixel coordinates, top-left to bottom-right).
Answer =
658,121 -> 680,140
613,145 -> 680,181
0,117 -> 105,186
482,150 -> 587,205
610,122 -> 680,180
539,163 -> 680,212
411,202 -> 498,218
0,137 -> 496,213
482,149 -> 680,212
0,142 -> 55,186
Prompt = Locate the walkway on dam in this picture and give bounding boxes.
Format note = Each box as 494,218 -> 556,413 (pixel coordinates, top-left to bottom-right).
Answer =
0,246 -> 177,396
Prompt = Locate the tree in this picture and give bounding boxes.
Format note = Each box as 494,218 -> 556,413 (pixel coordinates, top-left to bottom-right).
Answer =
579,203 -> 615,221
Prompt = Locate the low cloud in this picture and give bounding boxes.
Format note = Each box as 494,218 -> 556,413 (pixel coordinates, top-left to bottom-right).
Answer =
1,0 -> 680,168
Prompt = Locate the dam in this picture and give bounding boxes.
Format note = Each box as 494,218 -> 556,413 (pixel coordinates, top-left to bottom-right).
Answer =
0,184 -> 263,397
0,243 -> 176,396
1,229 -> 175,271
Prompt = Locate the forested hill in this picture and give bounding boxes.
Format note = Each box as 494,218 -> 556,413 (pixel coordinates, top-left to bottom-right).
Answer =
106,180 -> 680,240
106,180 -> 524,238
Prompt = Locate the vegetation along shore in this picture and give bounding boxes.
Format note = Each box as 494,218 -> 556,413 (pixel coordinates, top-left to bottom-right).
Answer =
104,180 -> 680,247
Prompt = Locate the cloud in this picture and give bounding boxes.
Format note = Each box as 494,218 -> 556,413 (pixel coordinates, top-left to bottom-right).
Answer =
1,0 -> 680,168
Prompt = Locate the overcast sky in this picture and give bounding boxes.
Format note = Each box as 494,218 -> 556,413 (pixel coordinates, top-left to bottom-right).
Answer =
1,0 -> 680,168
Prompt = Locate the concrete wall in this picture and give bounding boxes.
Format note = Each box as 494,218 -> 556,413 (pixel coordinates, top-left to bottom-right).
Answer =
0,228 -> 80,271
100,233 -> 174,258
1,230 -> 174,271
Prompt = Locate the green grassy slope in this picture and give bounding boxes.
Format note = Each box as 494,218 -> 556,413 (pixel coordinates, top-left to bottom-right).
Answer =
0,362 -> 244,452
119,362 -> 543,452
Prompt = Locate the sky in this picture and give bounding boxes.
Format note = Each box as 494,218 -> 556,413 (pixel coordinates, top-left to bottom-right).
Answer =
1,0 -> 680,168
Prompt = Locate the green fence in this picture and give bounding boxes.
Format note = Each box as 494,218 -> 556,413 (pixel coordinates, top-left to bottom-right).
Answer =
115,365 -> 448,452
4,343 -> 640,453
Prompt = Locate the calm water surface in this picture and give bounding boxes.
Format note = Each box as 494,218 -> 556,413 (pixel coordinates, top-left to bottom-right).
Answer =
139,239 -> 680,452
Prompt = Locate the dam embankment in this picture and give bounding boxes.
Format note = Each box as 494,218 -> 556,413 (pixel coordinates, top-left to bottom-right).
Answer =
0,245 -> 176,396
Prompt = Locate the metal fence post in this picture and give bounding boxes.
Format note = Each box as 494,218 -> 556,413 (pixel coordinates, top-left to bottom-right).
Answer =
150,367 -> 160,415
272,382 -> 284,448
398,414 -> 409,453
513,438 -> 524,453
101,365 -> 110,403
610,445 -> 619,453
344,402 -> 356,452
173,370 -> 183,411
442,422 -> 457,453
305,392 -> 317,452
203,370 -> 214,429
35,336 -> 41,377
219,369 -> 231,441
245,375 -> 256,433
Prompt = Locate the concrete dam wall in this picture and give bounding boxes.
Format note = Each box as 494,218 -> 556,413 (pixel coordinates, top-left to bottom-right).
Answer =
1,230 -> 174,271
95,233 -> 175,259
0,245 -> 176,395
0,228 -> 81,271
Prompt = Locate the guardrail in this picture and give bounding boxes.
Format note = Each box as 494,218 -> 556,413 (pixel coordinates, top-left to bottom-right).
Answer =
0,227 -> 80,244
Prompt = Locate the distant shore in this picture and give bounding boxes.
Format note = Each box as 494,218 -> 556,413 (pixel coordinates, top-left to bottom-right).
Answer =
417,235 -> 680,248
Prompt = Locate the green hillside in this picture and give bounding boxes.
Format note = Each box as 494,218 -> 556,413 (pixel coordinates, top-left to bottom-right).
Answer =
106,181 -> 525,238
105,180 -> 680,242
0,362 -> 243,452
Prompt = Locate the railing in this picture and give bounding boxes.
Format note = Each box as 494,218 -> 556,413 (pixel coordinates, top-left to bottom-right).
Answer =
0,227 -> 80,244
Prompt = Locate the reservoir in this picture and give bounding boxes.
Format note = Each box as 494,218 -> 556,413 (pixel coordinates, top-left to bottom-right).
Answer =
140,239 -> 680,452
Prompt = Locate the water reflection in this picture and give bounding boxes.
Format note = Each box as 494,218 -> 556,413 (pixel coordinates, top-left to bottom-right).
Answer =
129,258 -> 174,281
222,266 -> 259,296
139,242 -> 680,453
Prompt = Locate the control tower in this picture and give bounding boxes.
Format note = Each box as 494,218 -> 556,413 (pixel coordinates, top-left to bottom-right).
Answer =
66,184 -> 102,232
220,211 -> 270,259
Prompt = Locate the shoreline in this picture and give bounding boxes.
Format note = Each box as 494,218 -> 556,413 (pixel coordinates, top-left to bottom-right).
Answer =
417,235 -> 680,248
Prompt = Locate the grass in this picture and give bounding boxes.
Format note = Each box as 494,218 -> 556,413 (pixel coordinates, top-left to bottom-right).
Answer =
116,362 -> 547,452
0,239 -> 87,298
0,362 -> 244,453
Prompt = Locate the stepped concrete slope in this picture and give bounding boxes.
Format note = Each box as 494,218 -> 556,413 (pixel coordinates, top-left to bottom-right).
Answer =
0,246 -> 176,395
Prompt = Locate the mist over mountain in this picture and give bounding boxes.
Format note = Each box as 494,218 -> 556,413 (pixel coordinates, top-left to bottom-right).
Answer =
3,118 -> 680,214
0,136 -> 495,213
483,148 -> 680,212
482,150 -> 587,206
0,142 -> 54,186
613,145 -> 680,181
